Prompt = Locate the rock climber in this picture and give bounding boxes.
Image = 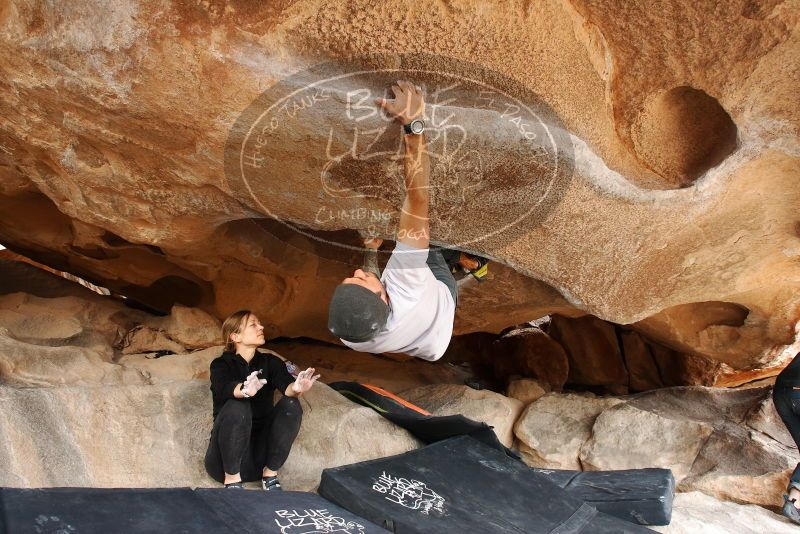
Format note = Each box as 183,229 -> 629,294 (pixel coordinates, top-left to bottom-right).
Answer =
205,310 -> 320,489
327,80 -> 483,362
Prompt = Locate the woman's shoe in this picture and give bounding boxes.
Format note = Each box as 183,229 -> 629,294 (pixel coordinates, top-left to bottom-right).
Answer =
782,495 -> 800,524
262,475 -> 282,491
224,481 -> 244,489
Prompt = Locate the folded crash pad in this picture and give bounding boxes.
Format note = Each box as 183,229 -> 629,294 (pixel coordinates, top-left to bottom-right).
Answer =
530,467 -> 674,526
0,487 -> 382,534
319,435 -> 655,533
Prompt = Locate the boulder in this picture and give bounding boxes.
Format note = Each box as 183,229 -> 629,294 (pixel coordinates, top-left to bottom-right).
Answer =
150,305 -> 222,350
679,426 -> 794,508
649,342 -> 723,388
621,329 -> 664,391
0,308 -> 82,343
0,329 -> 146,387
506,378 -> 550,405
628,387 -> 798,506
745,394 -> 796,448
118,325 -> 187,355
117,305 -> 223,354
0,291 -> 145,350
118,346 -> 222,384
0,381 -> 421,491
513,393 -> 623,469
579,403 -> 714,481
400,384 -> 524,447
548,315 -> 628,388
516,386 -> 799,507
490,326 -> 570,391
0,382 -> 211,487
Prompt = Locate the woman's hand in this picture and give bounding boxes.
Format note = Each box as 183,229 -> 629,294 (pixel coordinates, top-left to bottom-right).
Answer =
291,367 -> 321,395
242,370 -> 267,397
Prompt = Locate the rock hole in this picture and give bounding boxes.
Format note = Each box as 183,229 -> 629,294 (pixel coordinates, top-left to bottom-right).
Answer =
632,86 -> 738,188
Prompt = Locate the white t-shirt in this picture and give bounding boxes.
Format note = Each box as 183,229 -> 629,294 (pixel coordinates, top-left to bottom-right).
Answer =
342,243 -> 456,361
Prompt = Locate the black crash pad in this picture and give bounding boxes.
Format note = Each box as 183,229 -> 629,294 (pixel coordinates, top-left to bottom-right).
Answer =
195,488 -> 385,533
331,381 -> 674,526
319,436 -> 655,533
0,487 -> 383,534
530,467 -> 674,526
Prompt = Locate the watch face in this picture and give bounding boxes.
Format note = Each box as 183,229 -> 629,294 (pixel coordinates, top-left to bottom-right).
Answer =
410,119 -> 424,134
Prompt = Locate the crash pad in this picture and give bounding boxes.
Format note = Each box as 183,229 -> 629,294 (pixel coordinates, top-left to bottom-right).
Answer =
319,435 -> 655,533
0,487 -> 382,534
530,467 -> 674,526
331,381 -> 674,525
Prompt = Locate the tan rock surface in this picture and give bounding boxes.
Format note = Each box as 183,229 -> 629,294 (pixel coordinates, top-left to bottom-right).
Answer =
0,381 -> 420,491
118,326 -> 187,355
628,387 -> 798,507
506,378 -> 550,405
745,393 -> 795,448
149,305 -> 222,350
0,330 -> 146,387
651,492 -> 796,534
0,2 -> 795,371
0,309 -> 83,343
516,386 -> 799,507
0,382 -> 211,488
579,403 -> 714,481
118,346 -> 221,384
400,384 -> 524,447
513,392 -> 623,469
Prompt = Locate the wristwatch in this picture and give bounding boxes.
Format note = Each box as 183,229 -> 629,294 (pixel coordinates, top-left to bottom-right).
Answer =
403,119 -> 425,136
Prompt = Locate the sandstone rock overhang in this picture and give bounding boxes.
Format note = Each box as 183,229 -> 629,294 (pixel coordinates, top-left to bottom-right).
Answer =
0,1 -> 797,370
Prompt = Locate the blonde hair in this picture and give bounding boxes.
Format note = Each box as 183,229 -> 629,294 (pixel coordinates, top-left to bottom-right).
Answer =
221,310 -> 252,353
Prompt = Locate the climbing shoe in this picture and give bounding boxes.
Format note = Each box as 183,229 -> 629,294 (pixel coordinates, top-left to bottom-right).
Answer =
469,258 -> 489,281
452,253 -> 489,282
460,254 -> 489,282
262,475 -> 282,491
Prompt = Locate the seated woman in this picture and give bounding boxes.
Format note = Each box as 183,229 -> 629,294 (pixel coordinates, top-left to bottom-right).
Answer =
205,310 -> 320,490
774,351 -> 800,524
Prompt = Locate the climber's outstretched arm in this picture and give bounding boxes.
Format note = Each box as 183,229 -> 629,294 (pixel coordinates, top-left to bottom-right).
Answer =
376,80 -> 430,250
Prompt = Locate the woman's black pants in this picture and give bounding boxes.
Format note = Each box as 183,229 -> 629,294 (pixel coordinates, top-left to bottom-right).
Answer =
204,396 -> 303,483
773,385 -> 800,488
